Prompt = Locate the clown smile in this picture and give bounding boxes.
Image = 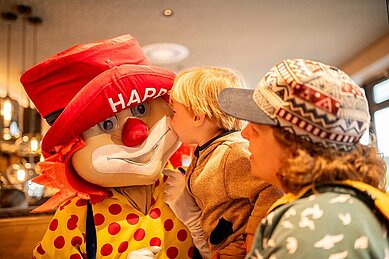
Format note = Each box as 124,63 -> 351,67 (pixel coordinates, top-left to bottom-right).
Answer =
106,129 -> 170,165
91,116 -> 179,176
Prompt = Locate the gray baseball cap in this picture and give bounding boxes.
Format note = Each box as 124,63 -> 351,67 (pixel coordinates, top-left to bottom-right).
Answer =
218,58 -> 370,151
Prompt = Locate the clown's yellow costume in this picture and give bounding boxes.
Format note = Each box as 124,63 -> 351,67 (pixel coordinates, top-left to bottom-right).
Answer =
21,35 -> 195,258
34,175 -> 193,258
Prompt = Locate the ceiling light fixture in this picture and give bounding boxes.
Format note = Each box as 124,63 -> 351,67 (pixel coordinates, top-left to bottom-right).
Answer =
163,9 -> 173,17
1,11 -> 21,141
142,43 -> 189,65
16,12 -> 43,157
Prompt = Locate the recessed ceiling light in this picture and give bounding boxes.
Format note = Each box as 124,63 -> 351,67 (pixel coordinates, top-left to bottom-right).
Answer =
163,9 -> 173,16
142,43 -> 189,64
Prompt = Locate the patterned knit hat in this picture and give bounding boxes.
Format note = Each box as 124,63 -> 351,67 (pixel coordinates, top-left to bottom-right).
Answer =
218,59 -> 370,151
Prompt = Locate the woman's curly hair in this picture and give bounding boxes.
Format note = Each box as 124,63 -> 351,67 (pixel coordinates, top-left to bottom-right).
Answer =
273,127 -> 387,194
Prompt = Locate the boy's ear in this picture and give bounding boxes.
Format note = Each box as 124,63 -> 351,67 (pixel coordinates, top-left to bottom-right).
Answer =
193,114 -> 206,127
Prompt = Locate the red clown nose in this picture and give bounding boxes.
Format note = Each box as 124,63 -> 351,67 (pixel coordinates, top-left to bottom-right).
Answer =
122,118 -> 149,147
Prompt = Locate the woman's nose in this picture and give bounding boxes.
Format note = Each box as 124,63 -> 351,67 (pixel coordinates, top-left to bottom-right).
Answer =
121,118 -> 149,147
241,124 -> 250,140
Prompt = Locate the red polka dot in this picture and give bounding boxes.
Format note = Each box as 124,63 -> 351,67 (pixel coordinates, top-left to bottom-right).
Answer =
177,229 -> 188,241
60,199 -> 72,210
150,197 -> 156,206
70,253 -> 82,259
164,219 -> 174,231
49,219 -> 58,231
101,243 -> 113,256
118,241 -> 128,253
187,246 -> 194,258
149,237 -> 161,246
67,215 -> 79,230
71,236 -> 83,246
149,208 -> 161,219
163,175 -> 168,182
155,179 -> 160,187
82,233 -> 86,243
108,222 -> 121,235
75,199 -> 87,207
54,236 -> 65,249
36,243 -> 45,255
108,204 -> 122,215
166,246 -> 178,259
126,213 -> 139,225
94,213 -> 105,226
134,228 -> 145,241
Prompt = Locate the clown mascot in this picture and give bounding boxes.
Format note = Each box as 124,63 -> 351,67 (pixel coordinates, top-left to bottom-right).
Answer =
20,35 -> 199,258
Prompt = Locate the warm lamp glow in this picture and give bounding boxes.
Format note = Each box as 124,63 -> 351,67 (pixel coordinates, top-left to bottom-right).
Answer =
15,134 -> 42,156
1,97 -> 21,140
3,99 -> 12,122
30,137 -> 39,151
3,128 -> 11,140
16,169 -> 26,182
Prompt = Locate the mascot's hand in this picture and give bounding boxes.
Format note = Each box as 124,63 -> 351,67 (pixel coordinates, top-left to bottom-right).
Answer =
127,246 -> 161,259
163,169 -> 200,222
163,169 -> 210,258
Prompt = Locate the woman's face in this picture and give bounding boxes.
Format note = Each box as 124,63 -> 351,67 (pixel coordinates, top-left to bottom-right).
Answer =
241,123 -> 286,191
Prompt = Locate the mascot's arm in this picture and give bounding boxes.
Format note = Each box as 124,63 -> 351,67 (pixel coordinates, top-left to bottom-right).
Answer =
33,197 -> 88,258
163,169 -> 210,258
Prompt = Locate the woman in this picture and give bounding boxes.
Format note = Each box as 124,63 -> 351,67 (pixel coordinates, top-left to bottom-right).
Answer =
218,58 -> 389,258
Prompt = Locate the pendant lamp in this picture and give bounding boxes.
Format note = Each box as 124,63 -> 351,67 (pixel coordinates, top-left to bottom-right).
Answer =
15,6 -> 43,157
1,12 -> 21,141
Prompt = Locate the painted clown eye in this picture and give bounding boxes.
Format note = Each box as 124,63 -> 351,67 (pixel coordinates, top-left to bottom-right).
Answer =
98,115 -> 118,133
130,102 -> 149,118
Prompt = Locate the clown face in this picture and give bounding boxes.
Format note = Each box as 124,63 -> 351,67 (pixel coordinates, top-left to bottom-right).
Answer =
71,97 -> 180,187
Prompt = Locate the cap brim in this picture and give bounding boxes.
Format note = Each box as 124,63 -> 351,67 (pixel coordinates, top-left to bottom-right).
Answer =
218,88 -> 277,125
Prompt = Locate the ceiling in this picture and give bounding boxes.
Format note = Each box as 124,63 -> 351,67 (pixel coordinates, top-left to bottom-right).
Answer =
0,0 -> 388,108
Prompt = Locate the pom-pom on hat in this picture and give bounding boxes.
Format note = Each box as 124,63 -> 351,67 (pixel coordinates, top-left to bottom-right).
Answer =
218,58 -> 370,151
20,34 -> 176,154
20,34 -> 149,123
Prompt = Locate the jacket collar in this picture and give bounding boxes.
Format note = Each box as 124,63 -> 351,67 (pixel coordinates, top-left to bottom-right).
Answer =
194,130 -> 237,157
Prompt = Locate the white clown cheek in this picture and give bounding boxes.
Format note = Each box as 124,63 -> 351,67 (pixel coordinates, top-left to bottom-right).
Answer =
91,116 -> 179,176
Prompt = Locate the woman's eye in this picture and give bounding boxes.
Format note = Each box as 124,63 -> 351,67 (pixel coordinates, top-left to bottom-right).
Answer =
131,102 -> 149,118
98,115 -> 118,133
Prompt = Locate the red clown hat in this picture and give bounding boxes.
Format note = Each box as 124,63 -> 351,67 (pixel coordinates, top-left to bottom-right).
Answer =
42,64 -> 175,153
20,34 -> 175,154
21,34 -> 149,120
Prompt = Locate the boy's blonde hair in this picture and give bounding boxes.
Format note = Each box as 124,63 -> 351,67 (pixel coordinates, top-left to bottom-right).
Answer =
170,67 -> 245,131
273,127 -> 387,194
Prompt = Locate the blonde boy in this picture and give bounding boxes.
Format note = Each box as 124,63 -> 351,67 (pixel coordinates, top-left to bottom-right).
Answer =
164,67 -> 282,258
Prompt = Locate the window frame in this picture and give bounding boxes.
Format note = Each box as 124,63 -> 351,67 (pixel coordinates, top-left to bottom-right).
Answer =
363,73 -> 389,135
